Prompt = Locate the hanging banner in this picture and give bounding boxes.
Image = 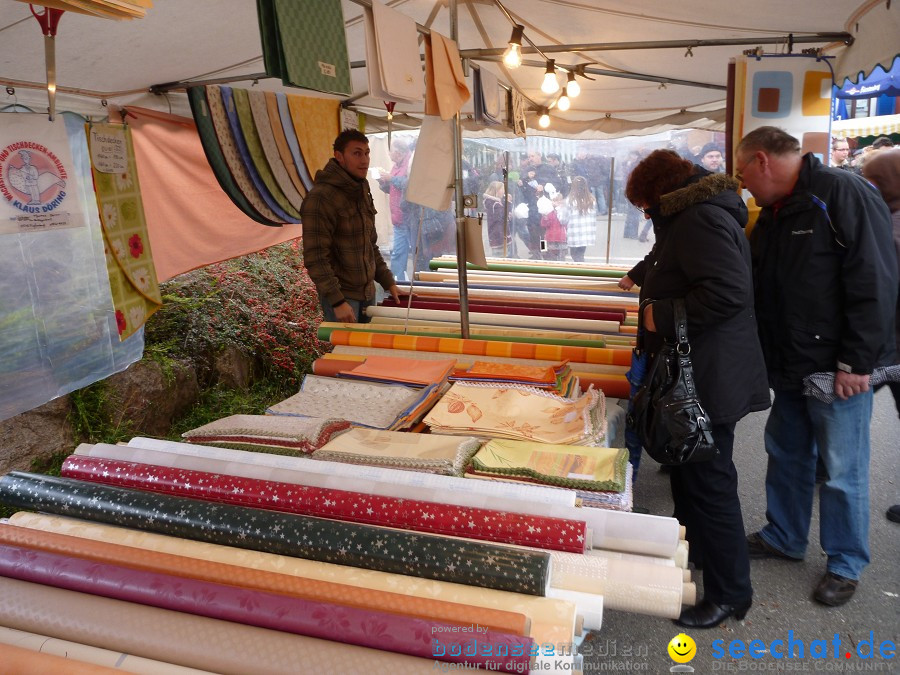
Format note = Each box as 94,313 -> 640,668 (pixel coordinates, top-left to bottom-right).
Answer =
732,55 -> 833,163
0,116 -> 84,235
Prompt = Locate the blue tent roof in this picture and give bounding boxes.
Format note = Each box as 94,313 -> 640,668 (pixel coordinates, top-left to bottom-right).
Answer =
835,55 -> 900,99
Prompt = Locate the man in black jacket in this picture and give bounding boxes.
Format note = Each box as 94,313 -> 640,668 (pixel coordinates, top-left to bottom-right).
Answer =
736,126 -> 897,607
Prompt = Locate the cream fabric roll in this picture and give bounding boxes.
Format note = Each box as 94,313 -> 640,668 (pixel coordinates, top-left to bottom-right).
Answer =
365,305 -> 620,334
0,576 -> 439,675
392,283 -> 639,308
549,551 -> 686,619
0,626 -> 214,675
9,513 -> 577,657
99,439 -> 682,558
585,549 -> 677,567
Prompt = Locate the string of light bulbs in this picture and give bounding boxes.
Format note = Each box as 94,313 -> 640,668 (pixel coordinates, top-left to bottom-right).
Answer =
494,0 -> 582,129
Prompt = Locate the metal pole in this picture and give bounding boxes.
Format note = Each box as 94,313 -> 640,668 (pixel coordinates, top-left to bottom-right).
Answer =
449,0 -> 470,339
502,150 -> 509,258
605,156 -> 615,265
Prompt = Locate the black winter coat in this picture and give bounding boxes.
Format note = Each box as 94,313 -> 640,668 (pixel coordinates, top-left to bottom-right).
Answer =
628,171 -> 770,425
750,153 -> 897,390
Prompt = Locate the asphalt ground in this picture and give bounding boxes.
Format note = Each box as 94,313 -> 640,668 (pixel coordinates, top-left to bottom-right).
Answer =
578,388 -> 900,674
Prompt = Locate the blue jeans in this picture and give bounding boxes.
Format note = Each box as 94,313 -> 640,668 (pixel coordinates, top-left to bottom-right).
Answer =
760,388 -> 873,580
320,297 -> 373,324
390,222 -> 412,281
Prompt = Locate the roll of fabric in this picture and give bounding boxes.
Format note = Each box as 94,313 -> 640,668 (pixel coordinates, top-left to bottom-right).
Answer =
549,550 -> 688,618
60,455 -> 588,553
0,542 -> 532,670
365,305 -> 620,334
0,626 -> 215,675
327,330 -> 632,365
9,513 -> 578,667
108,438 -> 682,557
0,473 -> 551,596
0,576 -> 439,675
312,356 -> 361,377
0,642 -> 122,675
0,523 -> 529,636
427,258 -> 627,278
380,298 -> 626,322
0,626 -> 213,675
110,438 -> 580,508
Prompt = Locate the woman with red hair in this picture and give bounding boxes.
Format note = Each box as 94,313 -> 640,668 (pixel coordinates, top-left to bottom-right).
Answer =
619,149 -> 770,629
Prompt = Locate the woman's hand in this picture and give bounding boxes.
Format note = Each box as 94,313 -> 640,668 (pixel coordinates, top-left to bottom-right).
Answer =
642,303 -> 656,332
618,275 -> 635,290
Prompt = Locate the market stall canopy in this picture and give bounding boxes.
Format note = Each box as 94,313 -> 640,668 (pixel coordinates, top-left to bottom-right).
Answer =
835,54 -> 900,98
1,0 -> 898,138
832,112 -> 900,138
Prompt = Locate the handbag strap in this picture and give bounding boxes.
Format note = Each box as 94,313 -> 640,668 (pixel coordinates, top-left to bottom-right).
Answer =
672,298 -> 698,397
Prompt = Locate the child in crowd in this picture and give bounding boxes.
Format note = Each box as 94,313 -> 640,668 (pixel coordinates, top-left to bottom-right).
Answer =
538,184 -> 567,261
483,181 -> 513,258
564,176 -> 597,262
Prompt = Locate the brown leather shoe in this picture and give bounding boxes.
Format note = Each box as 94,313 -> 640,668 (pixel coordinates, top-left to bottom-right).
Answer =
813,571 -> 858,606
746,532 -> 803,562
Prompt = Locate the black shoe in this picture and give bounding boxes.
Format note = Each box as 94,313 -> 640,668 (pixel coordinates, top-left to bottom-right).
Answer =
674,598 -> 752,629
887,505 -> 900,523
746,532 -> 803,562
813,571 -> 858,606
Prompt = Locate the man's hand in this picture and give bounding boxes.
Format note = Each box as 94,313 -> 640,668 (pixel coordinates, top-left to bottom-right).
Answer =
834,370 -> 870,400
334,301 -> 357,323
388,284 -> 401,304
618,275 -> 635,290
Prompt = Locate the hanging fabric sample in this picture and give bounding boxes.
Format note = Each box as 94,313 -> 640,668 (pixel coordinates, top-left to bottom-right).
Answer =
256,0 -> 352,96
424,31 -> 470,120
0,112 -> 143,423
187,87 -> 276,225
511,89 -> 527,137
0,472 -> 553,596
126,107 -> 299,281
87,123 -> 162,341
364,0 -> 425,104
285,94 -> 341,177
275,93 -> 314,191
247,90 -> 305,211
262,92 -> 307,197
406,115 -> 454,210
220,86 -> 300,223
473,67 -> 502,126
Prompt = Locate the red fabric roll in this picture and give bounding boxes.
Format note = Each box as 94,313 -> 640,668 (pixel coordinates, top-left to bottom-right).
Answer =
0,542 -> 533,672
382,298 -> 625,322
61,456 -> 588,553
311,357 -> 361,377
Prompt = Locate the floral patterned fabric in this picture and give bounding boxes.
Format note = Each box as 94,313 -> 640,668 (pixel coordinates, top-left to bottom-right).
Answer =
424,383 -> 606,446
87,123 -> 162,340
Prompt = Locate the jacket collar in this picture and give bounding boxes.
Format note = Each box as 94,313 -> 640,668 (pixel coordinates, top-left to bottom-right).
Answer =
659,172 -> 741,217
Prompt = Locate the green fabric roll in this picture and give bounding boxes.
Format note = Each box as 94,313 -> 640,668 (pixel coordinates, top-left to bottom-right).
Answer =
316,324 -> 608,349
187,87 -> 275,226
0,472 -> 551,597
428,260 -> 626,278
232,88 -> 301,220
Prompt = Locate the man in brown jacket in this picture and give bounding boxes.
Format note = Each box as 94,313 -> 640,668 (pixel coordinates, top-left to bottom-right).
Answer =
301,130 -> 400,323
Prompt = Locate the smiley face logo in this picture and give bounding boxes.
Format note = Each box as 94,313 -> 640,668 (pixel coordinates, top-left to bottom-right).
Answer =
668,633 -> 696,663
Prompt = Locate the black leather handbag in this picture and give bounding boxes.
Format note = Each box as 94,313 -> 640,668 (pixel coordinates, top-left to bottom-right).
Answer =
627,298 -> 718,465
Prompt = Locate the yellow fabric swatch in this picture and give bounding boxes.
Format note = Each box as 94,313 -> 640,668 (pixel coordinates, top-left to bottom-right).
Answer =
286,95 -> 341,175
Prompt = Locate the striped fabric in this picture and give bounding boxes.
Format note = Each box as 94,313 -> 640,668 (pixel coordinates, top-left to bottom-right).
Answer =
328,330 -> 632,366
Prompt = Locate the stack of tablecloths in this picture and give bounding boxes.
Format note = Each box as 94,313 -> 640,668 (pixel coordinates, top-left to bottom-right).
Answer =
312,428 -> 481,476
448,360 -> 578,397
424,382 -> 606,445
338,355 -> 456,388
267,375 -> 443,430
181,414 -> 350,455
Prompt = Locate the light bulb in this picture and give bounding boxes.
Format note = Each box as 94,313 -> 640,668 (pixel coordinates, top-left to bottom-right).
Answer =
557,88 -> 571,111
567,73 -> 581,98
503,44 -> 522,69
538,112 -> 551,128
541,59 -> 559,94
503,25 -> 524,69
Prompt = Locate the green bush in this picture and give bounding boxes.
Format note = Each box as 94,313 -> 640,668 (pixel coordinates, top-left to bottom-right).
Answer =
144,241 -> 328,388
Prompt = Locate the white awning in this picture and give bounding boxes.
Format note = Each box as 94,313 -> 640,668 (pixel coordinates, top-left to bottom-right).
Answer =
832,113 -> 900,138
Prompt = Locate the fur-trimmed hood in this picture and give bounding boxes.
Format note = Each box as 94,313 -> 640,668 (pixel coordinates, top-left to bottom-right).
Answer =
659,173 -> 740,217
